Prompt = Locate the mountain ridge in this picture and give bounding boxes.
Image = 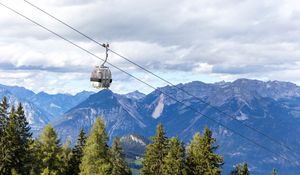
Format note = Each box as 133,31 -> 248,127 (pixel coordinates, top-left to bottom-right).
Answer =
0,83 -> 93,131
1,79 -> 300,174
54,78 -> 300,174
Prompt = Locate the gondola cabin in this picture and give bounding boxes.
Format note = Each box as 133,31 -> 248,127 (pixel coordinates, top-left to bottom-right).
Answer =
90,65 -> 112,88
90,43 -> 112,89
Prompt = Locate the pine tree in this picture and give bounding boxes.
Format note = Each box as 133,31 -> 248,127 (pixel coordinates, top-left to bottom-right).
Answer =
69,129 -> 87,175
0,97 -> 9,133
39,124 -> 62,174
231,163 -> 250,175
0,101 -> 33,175
240,163 -> 250,175
11,169 -> 20,175
272,168 -> 276,175
80,117 -> 112,175
28,139 -> 43,175
186,127 -> 224,175
1,105 -> 18,174
0,97 -> 9,173
230,165 -> 240,175
1,104 -> 32,174
110,137 -> 131,175
162,137 -> 186,175
60,139 -> 73,175
15,103 -> 33,174
40,167 -> 56,175
141,124 -> 169,175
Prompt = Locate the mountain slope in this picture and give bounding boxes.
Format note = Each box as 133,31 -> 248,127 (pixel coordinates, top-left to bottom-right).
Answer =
0,87 -> 52,131
54,90 -> 153,143
54,79 -> 300,174
0,84 -> 93,132
30,91 -> 93,118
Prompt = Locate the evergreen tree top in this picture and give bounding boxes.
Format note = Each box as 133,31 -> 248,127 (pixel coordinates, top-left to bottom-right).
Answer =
272,168 -> 276,175
0,96 -> 9,115
152,123 -> 168,143
39,124 -> 60,146
77,128 -> 87,147
87,117 -> 108,146
187,127 -> 223,175
111,136 -> 131,175
111,136 -> 121,152
80,117 -> 112,175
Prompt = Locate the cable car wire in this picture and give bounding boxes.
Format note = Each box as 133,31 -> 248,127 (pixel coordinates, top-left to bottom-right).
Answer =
0,1 -> 295,164
21,0 -> 299,156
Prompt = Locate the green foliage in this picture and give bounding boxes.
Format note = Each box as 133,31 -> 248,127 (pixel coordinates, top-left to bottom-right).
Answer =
162,137 -> 186,175
80,117 -> 112,175
111,136 -> 131,175
231,163 -> 250,175
11,169 -> 20,175
60,139 -> 73,175
0,97 -> 9,173
241,163 -> 250,175
39,124 -> 62,174
0,105 -> 18,174
0,102 -> 33,175
141,124 -> 169,175
0,97 -> 257,175
272,168 -> 276,175
0,96 -> 9,133
15,103 -> 33,174
40,167 -> 57,175
186,127 -> 224,175
69,128 -> 87,175
28,139 -> 43,174
230,166 -> 240,175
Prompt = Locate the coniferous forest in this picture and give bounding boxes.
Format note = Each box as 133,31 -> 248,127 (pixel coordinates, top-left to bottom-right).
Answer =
0,97 -> 276,175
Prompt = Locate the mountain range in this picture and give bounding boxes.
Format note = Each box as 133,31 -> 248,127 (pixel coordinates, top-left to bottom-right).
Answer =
1,79 -> 300,174
0,84 -> 93,131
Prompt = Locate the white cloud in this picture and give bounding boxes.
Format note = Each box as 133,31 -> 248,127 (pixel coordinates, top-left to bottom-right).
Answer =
1,0 -> 300,94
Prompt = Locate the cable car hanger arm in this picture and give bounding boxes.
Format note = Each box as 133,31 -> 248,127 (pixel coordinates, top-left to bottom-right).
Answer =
101,43 -> 109,67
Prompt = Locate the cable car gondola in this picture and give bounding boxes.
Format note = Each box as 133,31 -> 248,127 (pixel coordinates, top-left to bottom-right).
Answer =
90,43 -> 112,89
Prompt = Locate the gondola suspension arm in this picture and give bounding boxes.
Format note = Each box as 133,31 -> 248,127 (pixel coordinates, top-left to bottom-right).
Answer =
101,43 -> 109,67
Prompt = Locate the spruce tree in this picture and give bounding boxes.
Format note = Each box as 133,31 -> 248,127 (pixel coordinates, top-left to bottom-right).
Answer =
231,163 -> 250,175
186,127 -> 224,175
28,139 -> 43,175
240,163 -> 250,175
141,124 -> 169,175
39,124 -> 62,174
230,165 -> 240,175
11,169 -> 20,175
1,106 -> 18,174
272,168 -> 276,175
162,137 -> 186,175
15,103 -> 33,174
69,129 -> 87,175
0,96 -> 9,134
40,167 -> 56,175
0,97 -> 9,173
110,136 -> 131,175
1,104 -> 32,174
80,117 -> 112,175
60,139 -> 73,175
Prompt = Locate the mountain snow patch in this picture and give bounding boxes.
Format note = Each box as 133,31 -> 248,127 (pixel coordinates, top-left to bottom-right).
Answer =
130,135 -> 146,146
152,94 -> 164,119
50,103 -> 61,109
236,112 -> 248,121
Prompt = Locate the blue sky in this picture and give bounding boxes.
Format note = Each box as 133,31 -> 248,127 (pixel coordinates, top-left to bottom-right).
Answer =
1,0 -> 300,94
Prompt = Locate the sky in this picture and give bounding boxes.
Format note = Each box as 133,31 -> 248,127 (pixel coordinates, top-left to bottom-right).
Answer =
1,0 -> 300,94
